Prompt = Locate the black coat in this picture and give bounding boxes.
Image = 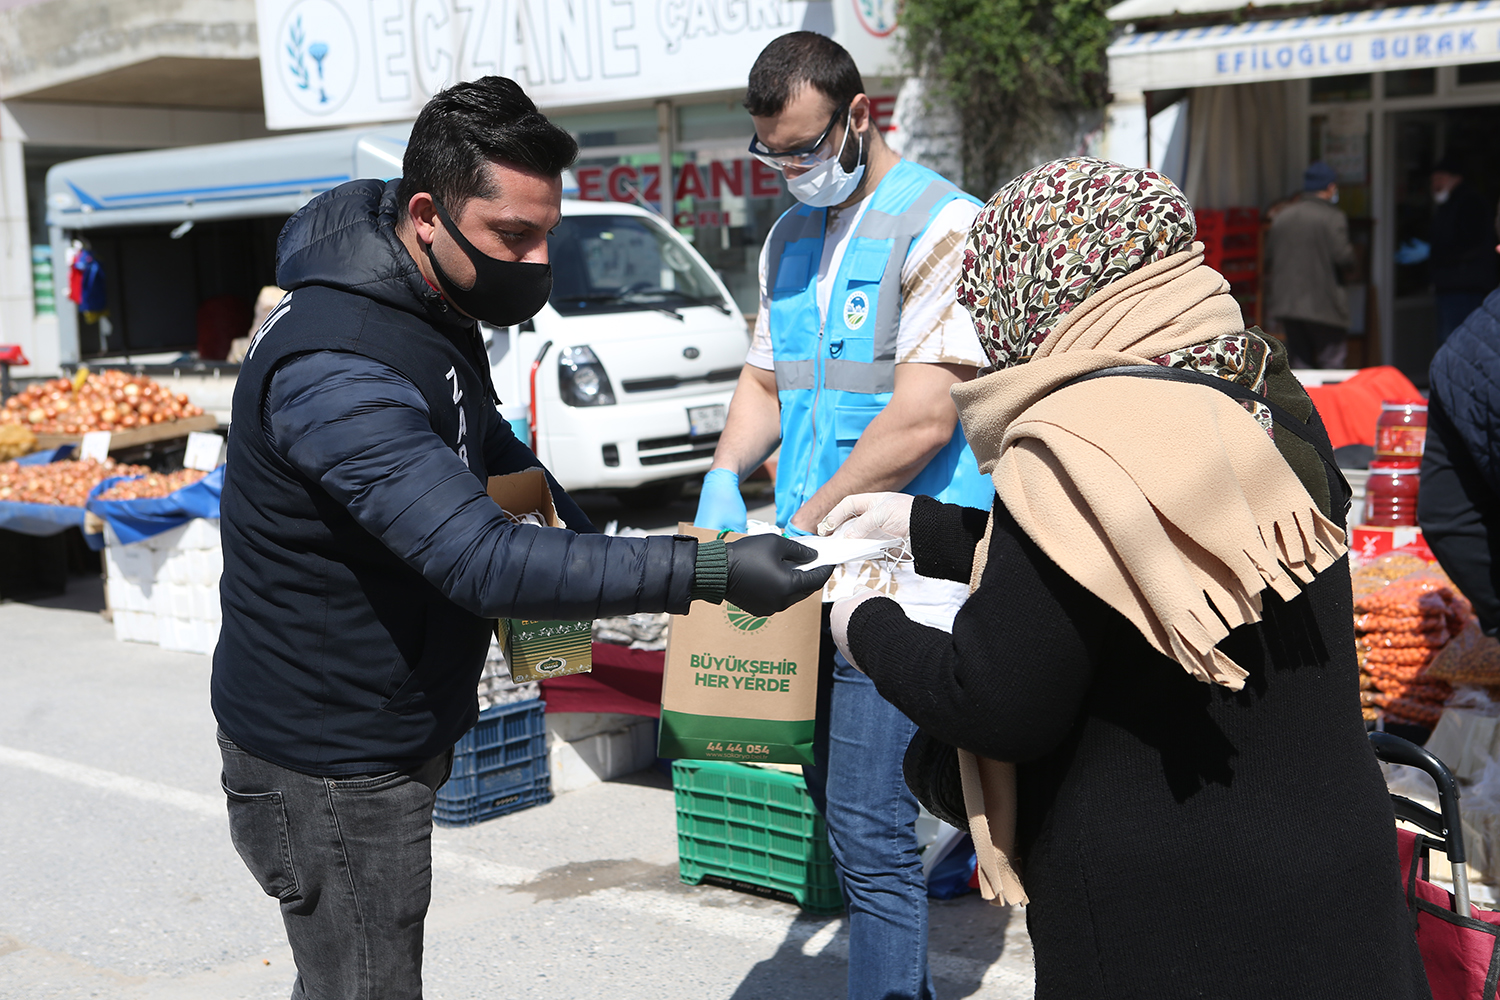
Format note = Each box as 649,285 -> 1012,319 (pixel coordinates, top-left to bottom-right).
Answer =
849,362 -> 1429,999
212,180 -> 699,775
1431,182 -> 1498,295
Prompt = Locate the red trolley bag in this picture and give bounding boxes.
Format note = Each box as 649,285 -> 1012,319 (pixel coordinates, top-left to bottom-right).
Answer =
1372,731 -> 1500,999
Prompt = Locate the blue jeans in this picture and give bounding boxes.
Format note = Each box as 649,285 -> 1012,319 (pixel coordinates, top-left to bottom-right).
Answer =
804,648 -> 936,1000
218,731 -> 452,1000
1436,292 -> 1487,348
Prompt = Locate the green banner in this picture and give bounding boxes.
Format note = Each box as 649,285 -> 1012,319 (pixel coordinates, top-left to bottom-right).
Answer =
657,710 -> 815,766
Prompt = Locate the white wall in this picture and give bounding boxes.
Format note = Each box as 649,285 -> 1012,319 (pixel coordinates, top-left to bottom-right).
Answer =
1102,90 -> 1148,169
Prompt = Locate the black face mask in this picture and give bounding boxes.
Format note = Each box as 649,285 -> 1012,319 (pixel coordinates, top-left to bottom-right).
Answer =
423,197 -> 553,327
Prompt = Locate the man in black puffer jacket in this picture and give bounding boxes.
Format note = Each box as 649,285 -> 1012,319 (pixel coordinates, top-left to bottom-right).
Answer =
1420,287 -> 1500,633
212,77 -> 829,1000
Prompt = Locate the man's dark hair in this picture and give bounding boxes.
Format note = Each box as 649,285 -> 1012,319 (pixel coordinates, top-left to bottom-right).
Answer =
744,32 -> 864,118
397,76 -> 578,217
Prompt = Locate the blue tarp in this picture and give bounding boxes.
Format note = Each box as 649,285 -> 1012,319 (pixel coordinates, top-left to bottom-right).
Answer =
85,465 -> 223,545
0,450 -> 88,539
0,498 -> 87,538
15,445 -> 74,465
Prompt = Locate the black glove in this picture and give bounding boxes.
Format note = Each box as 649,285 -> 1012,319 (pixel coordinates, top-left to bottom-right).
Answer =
723,534 -> 835,618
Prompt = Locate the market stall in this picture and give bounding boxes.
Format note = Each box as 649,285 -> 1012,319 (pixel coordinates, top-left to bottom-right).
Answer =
1312,371 -> 1500,902
0,369 -> 219,599
94,468 -> 223,655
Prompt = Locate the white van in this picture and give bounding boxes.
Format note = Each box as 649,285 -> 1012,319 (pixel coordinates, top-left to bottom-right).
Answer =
44,125 -> 747,502
485,197 -> 745,502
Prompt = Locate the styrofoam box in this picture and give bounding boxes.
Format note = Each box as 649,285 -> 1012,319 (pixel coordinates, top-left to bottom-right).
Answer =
157,616 -> 220,656
158,551 -> 194,586
547,714 -> 657,794
189,546 -> 223,587
104,518 -> 224,649
159,582 -> 220,621
106,576 -> 155,613
105,541 -> 157,584
176,518 -> 220,551
139,519 -> 220,553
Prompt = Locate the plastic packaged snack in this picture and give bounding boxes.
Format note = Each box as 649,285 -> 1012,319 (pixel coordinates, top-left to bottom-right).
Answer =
1427,621 -> 1500,688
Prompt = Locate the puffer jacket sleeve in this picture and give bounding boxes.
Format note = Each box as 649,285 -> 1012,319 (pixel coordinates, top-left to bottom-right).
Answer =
1430,291 -> 1500,496
1420,396 -> 1500,633
264,351 -> 698,619
479,400 -> 596,533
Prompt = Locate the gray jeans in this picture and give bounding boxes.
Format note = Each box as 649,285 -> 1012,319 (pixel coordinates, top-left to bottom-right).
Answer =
217,731 -> 452,1000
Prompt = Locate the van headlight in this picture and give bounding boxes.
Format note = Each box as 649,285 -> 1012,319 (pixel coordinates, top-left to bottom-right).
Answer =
558,345 -> 616,406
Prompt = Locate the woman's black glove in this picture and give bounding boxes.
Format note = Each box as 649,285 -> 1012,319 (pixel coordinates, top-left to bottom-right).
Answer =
724,535 -> 835,617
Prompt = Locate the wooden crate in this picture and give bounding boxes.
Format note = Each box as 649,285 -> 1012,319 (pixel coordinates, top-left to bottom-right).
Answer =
35,413 -> 218,452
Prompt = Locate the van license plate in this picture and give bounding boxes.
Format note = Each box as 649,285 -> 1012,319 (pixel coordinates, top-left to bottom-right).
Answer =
688,404 -> 727,437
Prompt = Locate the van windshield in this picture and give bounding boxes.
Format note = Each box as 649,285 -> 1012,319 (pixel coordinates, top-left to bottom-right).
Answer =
548,214 -> 729,317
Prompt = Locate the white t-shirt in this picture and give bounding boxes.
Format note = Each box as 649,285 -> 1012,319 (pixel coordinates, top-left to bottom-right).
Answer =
745,194 -> 986,370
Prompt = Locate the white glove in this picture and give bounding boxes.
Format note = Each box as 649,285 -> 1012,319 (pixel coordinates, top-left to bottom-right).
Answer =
830,591 -> 885,671
818,492 -> 914,541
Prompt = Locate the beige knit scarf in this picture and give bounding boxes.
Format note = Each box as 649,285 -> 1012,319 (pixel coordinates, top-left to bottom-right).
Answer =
949,246 -> 1348,906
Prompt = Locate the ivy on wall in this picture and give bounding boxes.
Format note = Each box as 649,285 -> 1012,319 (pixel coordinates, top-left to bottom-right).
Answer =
900,0 -> 1115,197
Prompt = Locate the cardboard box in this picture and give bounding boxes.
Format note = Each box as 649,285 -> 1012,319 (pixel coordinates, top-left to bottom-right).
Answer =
1350,525 -> 1434,565
486,469 -> 593,684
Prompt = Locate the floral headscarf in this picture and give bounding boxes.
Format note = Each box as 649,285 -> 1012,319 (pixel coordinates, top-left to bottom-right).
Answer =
960,158 -> 1197,370
960,157 -> 1273,432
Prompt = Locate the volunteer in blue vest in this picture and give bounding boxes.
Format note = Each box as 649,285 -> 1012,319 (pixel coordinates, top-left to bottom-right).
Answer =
212,77 -> 831,1000
694,33 -> 993,1000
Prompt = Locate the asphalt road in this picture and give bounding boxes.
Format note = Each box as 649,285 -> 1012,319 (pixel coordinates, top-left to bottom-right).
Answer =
0,582 -> 1035,999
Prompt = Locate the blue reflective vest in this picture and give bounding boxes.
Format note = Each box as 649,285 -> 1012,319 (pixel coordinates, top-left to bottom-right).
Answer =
766,159 -> 990,527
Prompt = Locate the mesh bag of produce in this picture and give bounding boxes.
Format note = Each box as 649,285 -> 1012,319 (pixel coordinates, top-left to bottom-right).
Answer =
1426,621 -> 1500,689
1355,566 -> 1477,728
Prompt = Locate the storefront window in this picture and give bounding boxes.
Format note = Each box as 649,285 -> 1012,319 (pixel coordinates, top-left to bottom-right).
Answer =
556,95 -> 893,320
1309,111 -> 1371,217
1310,74 -> 1373,103
1385,69 -> 1436,98
552,109 -> 659,150
1458,62 -> 1500,86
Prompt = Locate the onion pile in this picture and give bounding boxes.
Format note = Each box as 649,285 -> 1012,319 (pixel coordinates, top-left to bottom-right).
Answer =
0,457 -> 150,507
96,468 -> 206,501
0,370 -> 204,436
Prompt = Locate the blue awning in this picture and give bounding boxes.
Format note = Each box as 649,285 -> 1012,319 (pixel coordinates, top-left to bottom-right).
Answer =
1108,1 -> 1500,91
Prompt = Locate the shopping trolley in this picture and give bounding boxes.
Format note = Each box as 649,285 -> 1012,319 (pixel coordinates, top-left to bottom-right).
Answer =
1372,731 -> 1500,998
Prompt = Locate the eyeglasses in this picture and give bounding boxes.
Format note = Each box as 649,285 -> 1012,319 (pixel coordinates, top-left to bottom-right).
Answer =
748,104 -> 849,172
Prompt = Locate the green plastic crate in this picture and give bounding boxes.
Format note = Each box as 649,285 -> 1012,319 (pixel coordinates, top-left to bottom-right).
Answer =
672,759 -> 843,913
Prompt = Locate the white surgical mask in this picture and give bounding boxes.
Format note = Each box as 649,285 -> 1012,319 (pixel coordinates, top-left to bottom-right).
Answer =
786,125 -> 866,208
1434,188 -> 1451,205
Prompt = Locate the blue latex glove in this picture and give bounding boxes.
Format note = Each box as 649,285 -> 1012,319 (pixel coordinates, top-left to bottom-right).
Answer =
783,522 -> 812,537
694,468 -> 748,531
1396,238 -> 1431,266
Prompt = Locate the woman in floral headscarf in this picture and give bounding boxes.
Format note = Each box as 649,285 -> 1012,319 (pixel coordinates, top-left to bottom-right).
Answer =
819,160 -> 1430,999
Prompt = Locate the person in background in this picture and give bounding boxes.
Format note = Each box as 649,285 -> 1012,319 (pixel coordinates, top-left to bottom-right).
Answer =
1265,160 -> 1357,368
1430,158 -> 1498,346
1420,287 -> 1500,634
823,158 -> 1429,1000
693,31 -> 993,1000
213,77 -> 829,1000
226,285 -> 284,363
